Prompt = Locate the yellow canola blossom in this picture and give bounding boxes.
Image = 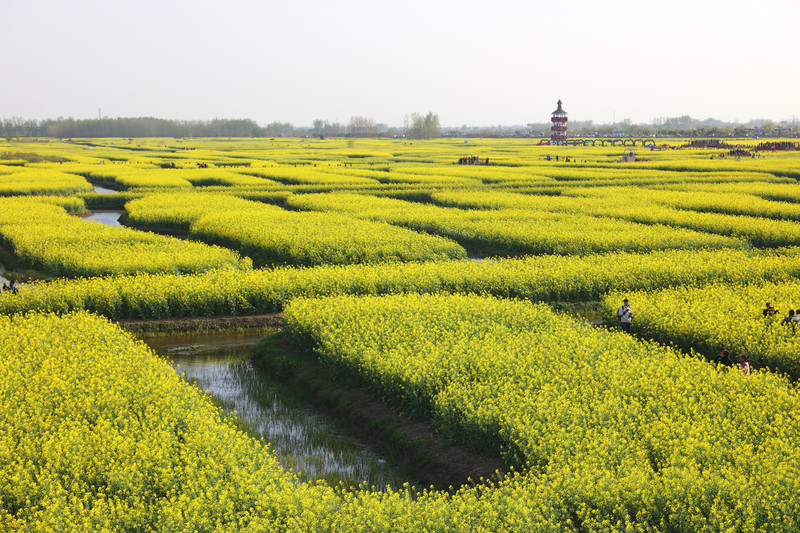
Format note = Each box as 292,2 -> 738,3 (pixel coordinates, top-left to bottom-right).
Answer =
125,191 -> 272,231
0,311 -> 680,531
7,302 -> 800,531
3,247 -> 800,320
288,192 -> 746,255
190,208 -> 467,267
0,168 -> 93,196
0,312 -> 337,530
655,180 -> 800,205
242,165 -> 380,186
69,165 -> 196,189
605,280 -> 800,380
433,188 -> 800,248
648,189 -> 800,222
0,197 -> 249,277
284,293 -> 800,531
618,155 -> 800,180
127,191 -> 467,266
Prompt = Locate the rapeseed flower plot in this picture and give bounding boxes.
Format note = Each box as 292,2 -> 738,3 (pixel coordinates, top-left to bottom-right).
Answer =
619,155 -> 800,180
648,189 -> 800,222
0,312 -> 340,530
242,165 -> 380,186
175,167 -> 280,187
433,187 -> 800,248
1,310 -> 720,531
0,168 -> 93,196
69,165 -> 197,189
288,192 -> 746,255
284,293 -> 800,530
190,209 -> 467,267
6,193 -> 88,213
0,197 -> 248,277
5,137 -> 800,529
114,171 -> 194,188
533,166 -> 783,185
125,191 -> 272,231
605,280 -> 800,379
4,247 -> 800,320
656,180 -> 800,204
129,190 -> 468,266
391,163 -> 556,185
370,170 -> 484,187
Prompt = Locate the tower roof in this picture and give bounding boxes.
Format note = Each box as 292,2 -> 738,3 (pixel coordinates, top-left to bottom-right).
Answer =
551,99 -> 567,115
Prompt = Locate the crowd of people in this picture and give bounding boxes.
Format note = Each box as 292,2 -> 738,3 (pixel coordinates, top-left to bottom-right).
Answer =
684,140 -> 733,149
728,148 -> 753,158
754,141 -> 799,152
456,156 -> 488,165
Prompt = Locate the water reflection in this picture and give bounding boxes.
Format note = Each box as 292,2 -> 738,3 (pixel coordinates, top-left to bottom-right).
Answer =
85,211 -> 123,227
93,186 -> 119,194
145,332 -> 404,489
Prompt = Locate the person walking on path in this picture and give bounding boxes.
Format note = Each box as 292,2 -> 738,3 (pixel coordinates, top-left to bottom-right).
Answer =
617,298 -> 633,333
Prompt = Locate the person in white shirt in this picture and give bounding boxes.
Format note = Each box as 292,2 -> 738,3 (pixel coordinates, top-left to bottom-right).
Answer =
617,298 -> 633,333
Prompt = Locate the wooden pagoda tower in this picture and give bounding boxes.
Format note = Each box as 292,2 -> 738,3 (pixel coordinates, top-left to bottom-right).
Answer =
550,99 -> 568,144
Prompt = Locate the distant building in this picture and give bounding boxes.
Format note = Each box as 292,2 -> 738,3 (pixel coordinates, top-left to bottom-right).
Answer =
550,99 -> 568,144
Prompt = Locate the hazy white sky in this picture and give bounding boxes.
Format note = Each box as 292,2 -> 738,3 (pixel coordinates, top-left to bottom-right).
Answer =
2,0 -> 798,127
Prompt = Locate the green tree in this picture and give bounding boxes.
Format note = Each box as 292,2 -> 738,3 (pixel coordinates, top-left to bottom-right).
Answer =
347,116 -> 379,137
406,112 -> 440,140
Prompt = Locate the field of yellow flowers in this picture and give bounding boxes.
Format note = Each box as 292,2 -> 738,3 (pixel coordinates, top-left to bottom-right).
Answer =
285,293 -> 800,530
604,279 -> 800,380
3,136 -> 800,530
0,197 -> 249,277
5,297 -> 800,530
5,247 -> 800,319
0,167 -> 93,196
287,192 -> 746,255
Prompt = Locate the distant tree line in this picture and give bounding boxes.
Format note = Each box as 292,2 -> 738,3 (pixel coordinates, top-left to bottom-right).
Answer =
1,115 -> 417,139
0,117 -> 296,139
2,113 -> 795,140
311,116 -> 385,137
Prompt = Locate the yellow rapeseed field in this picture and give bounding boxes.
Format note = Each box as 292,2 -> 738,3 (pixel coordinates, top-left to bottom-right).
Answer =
3,137 -> 800,530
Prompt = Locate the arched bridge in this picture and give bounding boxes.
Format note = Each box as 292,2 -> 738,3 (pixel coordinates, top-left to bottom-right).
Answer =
538,138 -> 658,147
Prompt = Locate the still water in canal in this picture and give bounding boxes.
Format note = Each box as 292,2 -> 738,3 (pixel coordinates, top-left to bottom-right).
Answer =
85,210 -> 123,226
144,332 -> 407,489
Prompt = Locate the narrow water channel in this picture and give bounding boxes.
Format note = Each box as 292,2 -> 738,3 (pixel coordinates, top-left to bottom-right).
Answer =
144,332 -> 408,489
85,210 -> 123,226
